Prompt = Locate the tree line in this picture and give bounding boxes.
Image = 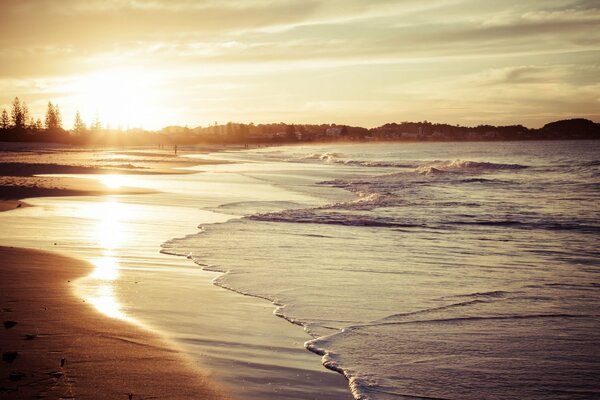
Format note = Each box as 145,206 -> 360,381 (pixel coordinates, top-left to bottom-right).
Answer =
1,96 -> 598,145
0,97 -> 73,142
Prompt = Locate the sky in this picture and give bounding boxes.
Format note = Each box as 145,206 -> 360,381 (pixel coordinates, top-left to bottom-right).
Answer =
0,0 -> 599,130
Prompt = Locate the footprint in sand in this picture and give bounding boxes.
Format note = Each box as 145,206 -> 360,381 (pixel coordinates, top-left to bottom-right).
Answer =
2,352 -> 18,363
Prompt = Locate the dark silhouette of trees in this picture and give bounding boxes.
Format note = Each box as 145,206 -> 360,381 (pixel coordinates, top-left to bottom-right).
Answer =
0,95 -> 598,144
539,118 -> 599,139
45,101 -> 62,130
11,97 -> 29,129
73,111 -> 86,135
0,109 -> 9,129
285,124 -> 297,141
92,115 -> 102,132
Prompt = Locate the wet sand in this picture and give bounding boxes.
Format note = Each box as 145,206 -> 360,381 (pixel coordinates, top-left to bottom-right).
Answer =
0,145 -> 352,399
0,246 -> 229,400
0,144 -> 226,212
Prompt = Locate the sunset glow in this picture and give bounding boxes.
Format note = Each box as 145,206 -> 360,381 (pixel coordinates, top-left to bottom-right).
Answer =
72,69 -> 165,129
99,174 -> 130,189
0,0 -> 598,129
91,256 -> 120,281
0,1 -> 598,396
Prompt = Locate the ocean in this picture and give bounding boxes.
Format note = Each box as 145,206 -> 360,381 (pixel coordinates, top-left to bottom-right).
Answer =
163,140 -> 600,399
0,140 -> 598,399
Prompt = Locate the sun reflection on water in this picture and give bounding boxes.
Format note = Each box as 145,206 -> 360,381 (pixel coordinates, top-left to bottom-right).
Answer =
91,256 -> 120,281
80,199 -> 130,321
87,284 -> 127,320
99,174 -> 128,189
94,200 -> 127,249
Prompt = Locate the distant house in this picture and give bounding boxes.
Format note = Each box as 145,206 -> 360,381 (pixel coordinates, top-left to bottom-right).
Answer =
401,132 -> 418,139
325,127 -> 343,137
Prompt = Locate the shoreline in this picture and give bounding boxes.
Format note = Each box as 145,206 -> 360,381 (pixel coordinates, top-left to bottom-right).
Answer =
0,145 -> 233,399
0,144 -> 353,399
0,246 -> 230,399
0,144 -> 227,213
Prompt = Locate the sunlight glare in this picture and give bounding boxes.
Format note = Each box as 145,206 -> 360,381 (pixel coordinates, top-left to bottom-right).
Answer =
94,200 -> 126,250
87,284 -> 127,320
100,174 -> 128,189
73,68 -> 164,129
91,256 -> 120,281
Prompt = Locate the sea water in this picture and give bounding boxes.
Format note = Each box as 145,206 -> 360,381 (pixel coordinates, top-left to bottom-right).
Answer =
163,141 -> 600,400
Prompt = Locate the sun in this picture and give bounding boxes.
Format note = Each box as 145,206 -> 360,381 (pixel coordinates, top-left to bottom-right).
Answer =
73,68 -> 165,129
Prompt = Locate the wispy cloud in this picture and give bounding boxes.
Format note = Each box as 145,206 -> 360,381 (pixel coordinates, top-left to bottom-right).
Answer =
0,0 -> 598,128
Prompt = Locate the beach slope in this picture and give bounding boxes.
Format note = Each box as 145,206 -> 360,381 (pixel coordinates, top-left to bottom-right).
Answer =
0,246 -> 229,400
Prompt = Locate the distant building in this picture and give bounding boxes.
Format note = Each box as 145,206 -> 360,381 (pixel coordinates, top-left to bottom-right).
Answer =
325,127 -> 343,137
401,132 -> 418,139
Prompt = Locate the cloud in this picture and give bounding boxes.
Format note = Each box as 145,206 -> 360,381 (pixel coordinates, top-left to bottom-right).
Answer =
0,0 -> 598,127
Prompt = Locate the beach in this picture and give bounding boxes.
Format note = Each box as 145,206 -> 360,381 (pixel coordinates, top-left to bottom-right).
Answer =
0,146 -> 230,399
1,142 -> 598,399
0,144 -> 351,399
2,0 -> 598,397
0,246 -> 228,400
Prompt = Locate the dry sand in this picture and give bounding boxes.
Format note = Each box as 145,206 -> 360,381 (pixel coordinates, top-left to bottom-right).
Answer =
0,246 -> 230,400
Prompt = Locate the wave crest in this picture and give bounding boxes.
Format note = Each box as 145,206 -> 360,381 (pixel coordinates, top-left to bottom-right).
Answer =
416,159 -> 526,175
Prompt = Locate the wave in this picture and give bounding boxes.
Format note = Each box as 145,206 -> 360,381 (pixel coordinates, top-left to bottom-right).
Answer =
249,210 -> 600,233
295,152 -> 414,168
329,191 -> 400,210
248,210 -> 422,228
299,152 -> 343,163
448,290 -> 510,299
415,159 -> 527,175
446,220 -> 600,234
306,337 -> 455,400
295,153 -> 528,179
458,177 -> 508,184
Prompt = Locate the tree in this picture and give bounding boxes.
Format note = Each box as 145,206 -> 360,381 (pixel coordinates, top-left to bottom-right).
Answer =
0,109 -> 9,129
73,110 -> 86,135
238,123 -> 249,141
285,124 -> 297,141
92,115 -> 101,132
11,97 -> 27,129
45,101 -> 62,130
55,105 -> 62,129
27,116 -> 36,130
225,122 -> 234,139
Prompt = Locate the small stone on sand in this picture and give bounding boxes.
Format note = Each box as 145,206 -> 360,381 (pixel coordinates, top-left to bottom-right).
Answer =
2,320 -> 17,329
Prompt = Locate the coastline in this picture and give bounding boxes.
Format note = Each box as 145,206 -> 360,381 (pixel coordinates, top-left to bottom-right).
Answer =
0,246 -> 229,399
0,144 -> 353,399
0,144 -> 229,213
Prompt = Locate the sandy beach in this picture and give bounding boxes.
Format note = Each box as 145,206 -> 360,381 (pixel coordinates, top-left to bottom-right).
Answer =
2,2 -> 598,397
0,246 -> 229,399
0,143 -> 224,212
0,146 -> 232,399
0,144 -> 351,400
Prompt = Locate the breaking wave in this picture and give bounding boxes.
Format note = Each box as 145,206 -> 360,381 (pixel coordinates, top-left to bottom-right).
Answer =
415,159 -> 527,175
295,152 -> 415,168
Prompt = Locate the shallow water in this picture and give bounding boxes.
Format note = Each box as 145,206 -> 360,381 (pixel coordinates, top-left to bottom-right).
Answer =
163,141 -> 600,399
0,164 -> 350,399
